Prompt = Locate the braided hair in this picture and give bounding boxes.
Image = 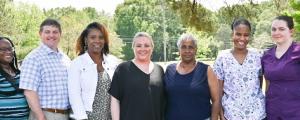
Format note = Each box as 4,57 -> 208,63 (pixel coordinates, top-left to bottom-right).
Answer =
0,37 -> 21,95
0,36 -> 19,73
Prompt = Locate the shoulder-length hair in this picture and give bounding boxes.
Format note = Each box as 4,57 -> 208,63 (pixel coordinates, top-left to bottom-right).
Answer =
75,22 -> 110,56
0,36 -> 19,74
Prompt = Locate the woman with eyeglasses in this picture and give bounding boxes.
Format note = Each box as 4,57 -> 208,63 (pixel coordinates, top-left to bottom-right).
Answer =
0,37 -> 29,119
68,22 -> 120,120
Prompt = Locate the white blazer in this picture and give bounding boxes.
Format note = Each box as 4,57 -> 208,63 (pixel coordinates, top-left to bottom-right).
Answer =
68,52 -> 120,119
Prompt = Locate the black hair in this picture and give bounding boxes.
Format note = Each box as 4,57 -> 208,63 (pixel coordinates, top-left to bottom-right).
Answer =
0,37 -> 21,94
274,15 -> 294,29
231,18 -> 251,31
39,18 -> 62,33
0,37 -> 19,73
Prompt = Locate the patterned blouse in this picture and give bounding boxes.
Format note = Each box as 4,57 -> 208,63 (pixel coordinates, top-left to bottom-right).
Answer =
86,71 -> 111,120
213,49 -> 266,119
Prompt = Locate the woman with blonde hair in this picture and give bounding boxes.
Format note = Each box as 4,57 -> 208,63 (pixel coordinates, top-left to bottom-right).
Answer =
109,32 -> 165,120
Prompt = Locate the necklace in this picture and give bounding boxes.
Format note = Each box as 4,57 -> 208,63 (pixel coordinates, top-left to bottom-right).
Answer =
177,61 -> 197,74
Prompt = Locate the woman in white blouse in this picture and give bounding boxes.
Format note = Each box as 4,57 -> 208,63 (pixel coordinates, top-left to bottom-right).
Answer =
68,22 -> 120,120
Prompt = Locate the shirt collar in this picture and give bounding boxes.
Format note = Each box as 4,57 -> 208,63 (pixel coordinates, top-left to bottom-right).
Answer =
40,42 -> 63,56
82,52 -> 108,65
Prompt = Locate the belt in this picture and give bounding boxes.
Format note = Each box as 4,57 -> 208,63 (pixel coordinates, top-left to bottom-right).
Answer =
42,108 -> 69,114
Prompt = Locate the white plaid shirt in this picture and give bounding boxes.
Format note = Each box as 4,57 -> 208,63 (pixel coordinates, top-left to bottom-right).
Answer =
20,43 -> 71,109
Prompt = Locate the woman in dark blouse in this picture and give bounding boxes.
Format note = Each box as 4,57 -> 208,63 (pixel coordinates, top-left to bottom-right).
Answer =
109,32 -> 165,120
0,37 -> 29,119
164,34 -> 220,120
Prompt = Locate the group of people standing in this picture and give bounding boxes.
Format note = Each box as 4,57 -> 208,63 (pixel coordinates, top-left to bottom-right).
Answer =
0,15 -> 299,120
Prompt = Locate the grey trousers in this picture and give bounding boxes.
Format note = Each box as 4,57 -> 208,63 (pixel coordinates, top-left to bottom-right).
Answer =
29,110 -> 69,120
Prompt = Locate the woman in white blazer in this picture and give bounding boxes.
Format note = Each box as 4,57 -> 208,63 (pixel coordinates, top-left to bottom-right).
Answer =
68,22 -> 120,120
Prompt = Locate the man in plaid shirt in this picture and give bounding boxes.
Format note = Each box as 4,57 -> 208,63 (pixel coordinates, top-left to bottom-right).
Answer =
20,18 -> 71,120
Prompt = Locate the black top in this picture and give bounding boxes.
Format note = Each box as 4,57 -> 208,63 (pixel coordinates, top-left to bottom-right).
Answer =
109,61 -> 165,120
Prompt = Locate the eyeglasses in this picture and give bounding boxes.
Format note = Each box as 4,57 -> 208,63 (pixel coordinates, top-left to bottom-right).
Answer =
0,47 -> 15,53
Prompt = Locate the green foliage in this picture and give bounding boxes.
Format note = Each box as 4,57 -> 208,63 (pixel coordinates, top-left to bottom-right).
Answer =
3,1 -> 124,60
290,0 -> 300,10
4,0 -> 300,61
185,28 -> 214,59
44,7 -> 124,59
289,0 -> 300,40
114,0 -> 185,61
216,2 -> 264,26
0,0 -> 16,36
251,2 -> 277,49
214,24 -> 232,50
8,2 -> 45,59
166,0 -> 215,32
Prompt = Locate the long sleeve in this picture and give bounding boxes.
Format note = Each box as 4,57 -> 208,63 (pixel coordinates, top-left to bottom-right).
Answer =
68,60 -> 88,119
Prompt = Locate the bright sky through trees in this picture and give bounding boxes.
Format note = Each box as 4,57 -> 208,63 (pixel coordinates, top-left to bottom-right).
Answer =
14,0 -> 124,14
14,0 -> 269,14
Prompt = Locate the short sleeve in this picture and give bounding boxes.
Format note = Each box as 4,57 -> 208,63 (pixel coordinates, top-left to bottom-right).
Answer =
261,48 -> 273,74
108,64 -> 123,100
213,54 -> 225,81
291,42 -> 300,62
255,51 -> 263,77
19,57 -> 41,91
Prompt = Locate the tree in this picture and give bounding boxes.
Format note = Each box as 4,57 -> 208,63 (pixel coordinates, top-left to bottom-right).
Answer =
0,0 -> 16,36
114,0 -> 185,61
166,0 -> 215,32
216,2 -> 264,26
44,7 -> 124,59
183,28 -> 214,60
289,0 -> 300,40
214,24 -> 232,50
9,2 -> 45,59
251,3 -> 277,49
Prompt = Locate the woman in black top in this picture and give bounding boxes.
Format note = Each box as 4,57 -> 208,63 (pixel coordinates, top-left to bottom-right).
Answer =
109,32 -> 165,120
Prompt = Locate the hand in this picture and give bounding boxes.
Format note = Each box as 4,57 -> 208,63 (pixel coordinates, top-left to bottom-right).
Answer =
36,114 -> 46,120
220,115 -> 226,120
